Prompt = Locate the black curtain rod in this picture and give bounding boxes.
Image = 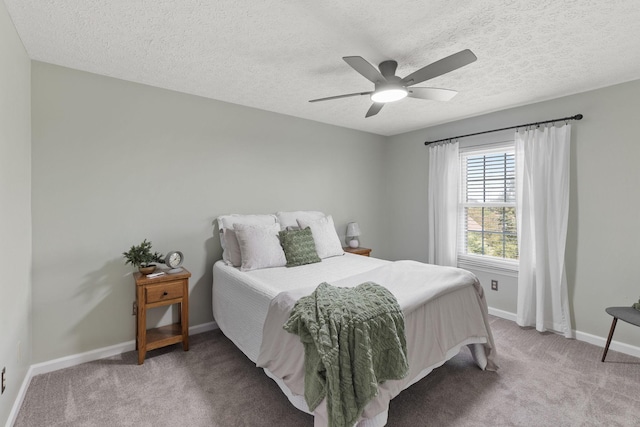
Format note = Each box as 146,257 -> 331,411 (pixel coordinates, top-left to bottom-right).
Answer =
424,114 -> 583,146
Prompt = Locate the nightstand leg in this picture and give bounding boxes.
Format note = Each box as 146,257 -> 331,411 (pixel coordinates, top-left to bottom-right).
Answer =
181,281 -> 189,351
137,285 -> 146,365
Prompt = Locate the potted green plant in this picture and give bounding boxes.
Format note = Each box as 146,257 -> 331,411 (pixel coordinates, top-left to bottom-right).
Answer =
122,239 -> 165,274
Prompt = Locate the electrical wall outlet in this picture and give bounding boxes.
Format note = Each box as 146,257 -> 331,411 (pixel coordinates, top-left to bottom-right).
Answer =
2,367 -> 6,394
132,301 -> 137,316
491,280 -> 498,291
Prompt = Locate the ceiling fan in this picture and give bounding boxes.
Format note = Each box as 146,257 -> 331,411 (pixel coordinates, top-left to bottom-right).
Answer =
309,49 -> 477,118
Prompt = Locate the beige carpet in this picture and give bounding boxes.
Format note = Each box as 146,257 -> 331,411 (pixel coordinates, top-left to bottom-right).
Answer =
15,316 -> 640,426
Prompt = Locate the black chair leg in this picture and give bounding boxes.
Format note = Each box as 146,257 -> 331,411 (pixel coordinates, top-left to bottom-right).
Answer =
602,317 -> 618,362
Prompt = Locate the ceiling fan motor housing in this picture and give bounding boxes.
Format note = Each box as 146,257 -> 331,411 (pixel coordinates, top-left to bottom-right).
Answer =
378,60 -> 399,78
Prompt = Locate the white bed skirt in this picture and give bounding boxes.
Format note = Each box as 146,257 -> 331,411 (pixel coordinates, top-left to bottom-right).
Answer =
263,338 -> 487,427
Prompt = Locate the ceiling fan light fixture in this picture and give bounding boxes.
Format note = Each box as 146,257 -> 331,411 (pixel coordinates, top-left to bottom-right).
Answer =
371,87 -> 408,103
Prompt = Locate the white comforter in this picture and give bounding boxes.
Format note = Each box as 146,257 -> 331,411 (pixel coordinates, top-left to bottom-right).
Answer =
212,254 -> 389,362
212,256 -> 497,427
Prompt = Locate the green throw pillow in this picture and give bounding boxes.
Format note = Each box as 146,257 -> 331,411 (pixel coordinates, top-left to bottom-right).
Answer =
279,227 -> 321,267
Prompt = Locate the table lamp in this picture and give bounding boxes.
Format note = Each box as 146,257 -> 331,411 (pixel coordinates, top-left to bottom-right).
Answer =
346,222 -> 361,248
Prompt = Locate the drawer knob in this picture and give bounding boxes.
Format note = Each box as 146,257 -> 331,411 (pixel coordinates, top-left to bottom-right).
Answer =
163,291 -> 168,296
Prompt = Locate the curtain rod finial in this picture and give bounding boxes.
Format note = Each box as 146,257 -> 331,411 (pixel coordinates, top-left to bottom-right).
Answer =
574,114 -> 583,120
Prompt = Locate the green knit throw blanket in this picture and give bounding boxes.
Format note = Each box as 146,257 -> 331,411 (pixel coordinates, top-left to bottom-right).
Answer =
283,282 -> 409,427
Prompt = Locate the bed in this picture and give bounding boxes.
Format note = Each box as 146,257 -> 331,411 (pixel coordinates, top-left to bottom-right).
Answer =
212,252 -> 497,427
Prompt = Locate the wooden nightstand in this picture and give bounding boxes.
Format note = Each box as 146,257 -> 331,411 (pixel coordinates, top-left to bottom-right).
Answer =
343,247 -> 372,257
133,268 -> 191,365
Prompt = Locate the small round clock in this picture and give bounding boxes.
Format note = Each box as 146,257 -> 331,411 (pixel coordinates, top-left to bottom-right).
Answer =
164,251 -> 184,273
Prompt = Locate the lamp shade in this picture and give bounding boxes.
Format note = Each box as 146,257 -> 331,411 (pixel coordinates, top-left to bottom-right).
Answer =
346,222 -> 361,237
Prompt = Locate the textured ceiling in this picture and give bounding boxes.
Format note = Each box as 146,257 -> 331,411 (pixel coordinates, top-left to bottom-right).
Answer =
5,0 -> 640,136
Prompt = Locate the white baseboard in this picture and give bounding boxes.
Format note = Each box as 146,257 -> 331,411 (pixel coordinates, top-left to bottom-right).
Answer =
189,321 -> 218,335
31,340 -> 136,376
488,307 -> 517,322
487,307 -> 640,359
6,321 -> 218,427
29,321 -> 217,376
5,366 -> 34,427
575,329 -> 640,359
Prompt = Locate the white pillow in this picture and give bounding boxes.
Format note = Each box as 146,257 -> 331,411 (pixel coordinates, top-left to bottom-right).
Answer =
276,211 -> 326,229
221,228 -> 242,267
297,215 -> 344,259
233,223 -> 286,271
216,214 -> 277,266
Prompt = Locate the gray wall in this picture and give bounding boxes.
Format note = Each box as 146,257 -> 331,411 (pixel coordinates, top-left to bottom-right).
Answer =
386,80 -> 640,348
30,61 -> 388,363
0,2 -> 32,425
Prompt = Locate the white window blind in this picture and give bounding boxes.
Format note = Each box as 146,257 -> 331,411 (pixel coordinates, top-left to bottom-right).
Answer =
458,143 -> 518,273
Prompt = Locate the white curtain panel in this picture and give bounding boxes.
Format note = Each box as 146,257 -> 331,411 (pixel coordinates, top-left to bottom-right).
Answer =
515,124 -> 573,338
427,141 -> 459,267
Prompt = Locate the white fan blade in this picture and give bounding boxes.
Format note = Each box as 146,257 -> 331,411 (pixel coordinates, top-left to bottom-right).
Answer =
343,56 -> 386,84
309,91 -> 372,103
408,87 -> 458,101
365,103 -> 384,118
402,49 -> 477,86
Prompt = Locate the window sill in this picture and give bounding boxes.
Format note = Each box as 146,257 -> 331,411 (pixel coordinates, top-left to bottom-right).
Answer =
457,254 -> 519,278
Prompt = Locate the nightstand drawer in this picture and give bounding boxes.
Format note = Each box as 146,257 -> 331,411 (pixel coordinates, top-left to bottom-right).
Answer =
146,281 -> 183,303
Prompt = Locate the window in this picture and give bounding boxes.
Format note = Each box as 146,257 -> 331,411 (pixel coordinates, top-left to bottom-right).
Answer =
458,143 -> 518,274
